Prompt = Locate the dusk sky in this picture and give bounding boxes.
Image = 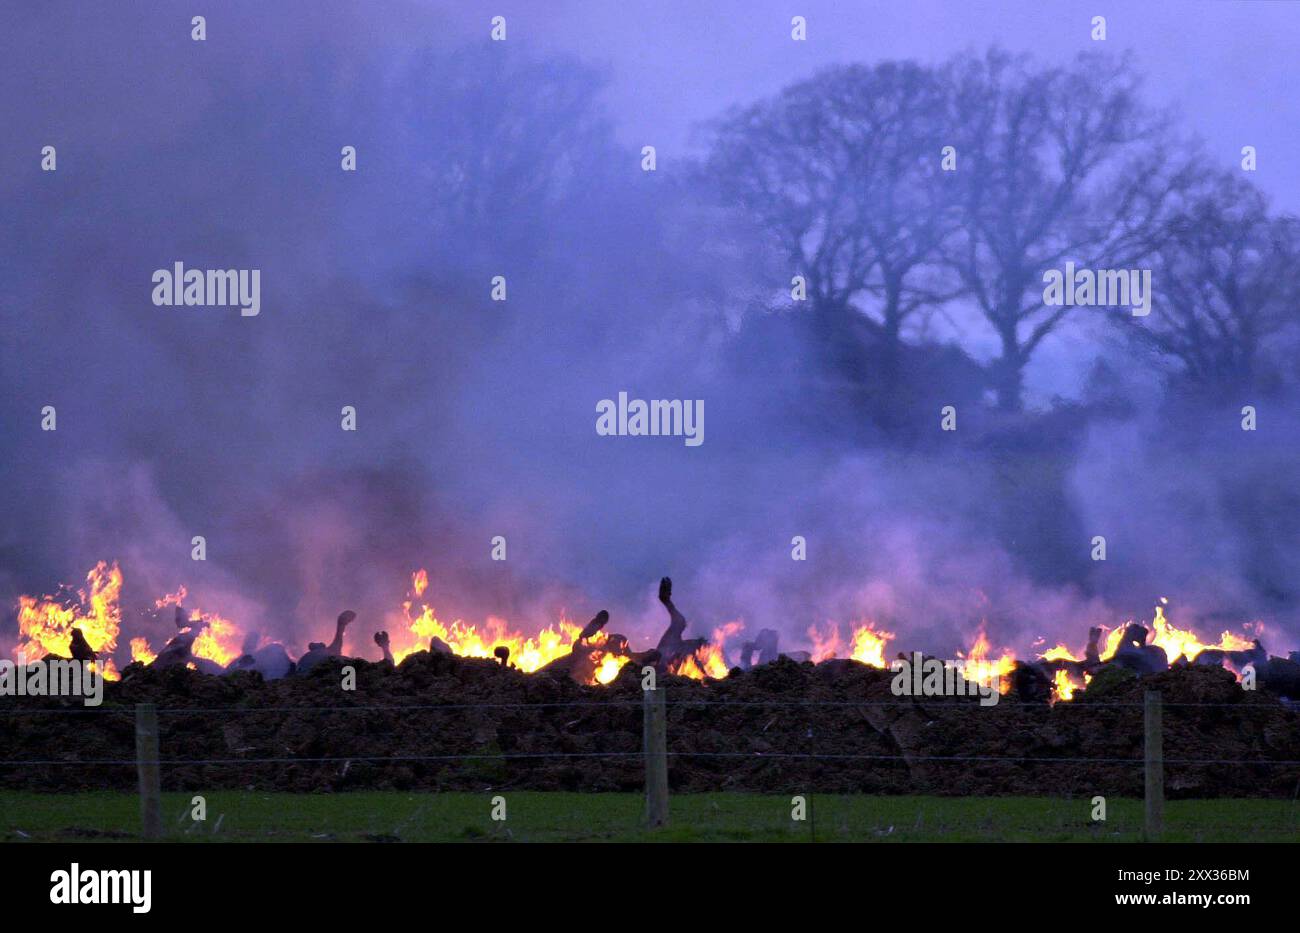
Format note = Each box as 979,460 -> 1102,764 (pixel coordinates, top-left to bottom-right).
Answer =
7,2 -> 1298,204
3,1 -> 1297,664
7,1 -> 1298,394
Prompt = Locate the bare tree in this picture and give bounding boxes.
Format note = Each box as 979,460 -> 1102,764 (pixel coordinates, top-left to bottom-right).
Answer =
1122,172 -> 1300,390
946,50 -> 1197,410
702,62 -> 958,385
379,48 -> 617,265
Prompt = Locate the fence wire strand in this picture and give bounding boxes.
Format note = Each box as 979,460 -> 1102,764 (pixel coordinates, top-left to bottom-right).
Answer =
2,694 -> 1296,770
0,697 -> 1292,714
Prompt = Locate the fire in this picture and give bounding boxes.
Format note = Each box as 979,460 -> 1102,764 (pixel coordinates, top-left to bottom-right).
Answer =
189,609 -> 243,667
808,622 -> 843,662
137,589 -> 246,669
394,570 -> 636,684
130,637 -> 157,665
591,648 -> 630,684
14,562 -> 249,676
1038,643 -> 1087,703
849,622 -> 894,668
1149,604 -> 1256,663
958,626 -> 1016,695
1038,601 -> 1269,701
573,629 -> 632,684
154,586 -> 186,609
806,620 -> 894,667
1099,625 -> 1124,660
398,567 -> 742,686
1040,643 -> 1080,663
669,653 -> 707,679
669,620 -> 743,680
670,643 -> 728,680
399,603 -> 581,669
1053,668 -> 1082,702
1099,602 -> 1264,665
14,563 -> 1290,696
14,561 -> 123,680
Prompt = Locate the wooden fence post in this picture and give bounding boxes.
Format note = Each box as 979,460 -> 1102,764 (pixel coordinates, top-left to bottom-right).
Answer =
1144,689 -> 1163,841
135,703 -> 162,840
643,686 -> 669,827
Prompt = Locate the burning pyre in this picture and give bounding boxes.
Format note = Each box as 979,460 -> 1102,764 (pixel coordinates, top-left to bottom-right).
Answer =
8,562 -> 1298,701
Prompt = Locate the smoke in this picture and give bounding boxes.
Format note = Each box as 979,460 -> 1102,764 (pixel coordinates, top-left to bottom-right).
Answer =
2,4 -> 1297,665
1069,399 -> 1300,635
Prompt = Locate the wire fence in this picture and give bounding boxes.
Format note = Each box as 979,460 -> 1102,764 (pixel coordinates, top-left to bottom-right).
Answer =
0,697 -> 1285,712
1,693 -> 1297,766
1,690 -> 1297,840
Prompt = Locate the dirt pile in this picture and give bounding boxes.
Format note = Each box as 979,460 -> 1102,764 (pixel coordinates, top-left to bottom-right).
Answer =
2,654 -> 1296,797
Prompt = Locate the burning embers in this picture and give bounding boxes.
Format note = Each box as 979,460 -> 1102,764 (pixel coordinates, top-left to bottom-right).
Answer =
9,563 -> 1296,701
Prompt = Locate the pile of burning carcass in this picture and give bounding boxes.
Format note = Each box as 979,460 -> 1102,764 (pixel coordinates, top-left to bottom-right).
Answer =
4,570 -> 1299,798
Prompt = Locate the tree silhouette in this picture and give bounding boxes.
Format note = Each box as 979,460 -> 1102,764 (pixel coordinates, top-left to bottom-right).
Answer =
702,62 -> 959,394
944,49 -> 1196,410
1121,172 -> 1300,392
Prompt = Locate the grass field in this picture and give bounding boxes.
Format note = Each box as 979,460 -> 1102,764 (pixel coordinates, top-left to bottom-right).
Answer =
2,792 -> 1297,842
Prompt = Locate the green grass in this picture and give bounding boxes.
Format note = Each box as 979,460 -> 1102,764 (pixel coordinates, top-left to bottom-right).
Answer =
1,792 -> 1295,842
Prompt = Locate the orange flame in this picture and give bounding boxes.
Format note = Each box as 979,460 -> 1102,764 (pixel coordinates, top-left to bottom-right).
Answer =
849,622 -> 895,668
668,620 -> 742,680
1040,643 -> 1081,663
669,652 -> 707,679
130,637 -> 157,665
957,626 -> 1016,695
131,600 -> 246,669
807,622 -> 843,662
188,609 -> 243,667
1038,643 -> 1086,703
1053,668 -> 1083,702
15,564 -> 1290,696
14,561 -> 123,680
590,647 -> 631,685
1150,604 -> 1256,663
154,586 -> 186,609
1099,602 -> 1264,666
393,570 -> 636,684
398,605 -> 582,669
807,621 -> 894,667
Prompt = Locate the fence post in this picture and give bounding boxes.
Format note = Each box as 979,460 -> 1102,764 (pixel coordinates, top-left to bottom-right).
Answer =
1144,690 -> 1163,841
643,686 -> 669,827
135,703 -> 162,840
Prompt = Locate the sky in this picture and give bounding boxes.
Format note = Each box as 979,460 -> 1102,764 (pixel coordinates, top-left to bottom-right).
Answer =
437,0 -> 1300,207
2,1 -> 1297,663
453,0 -> 1300,390
7,1 -> 1298,202
11,0 -> 1294,393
